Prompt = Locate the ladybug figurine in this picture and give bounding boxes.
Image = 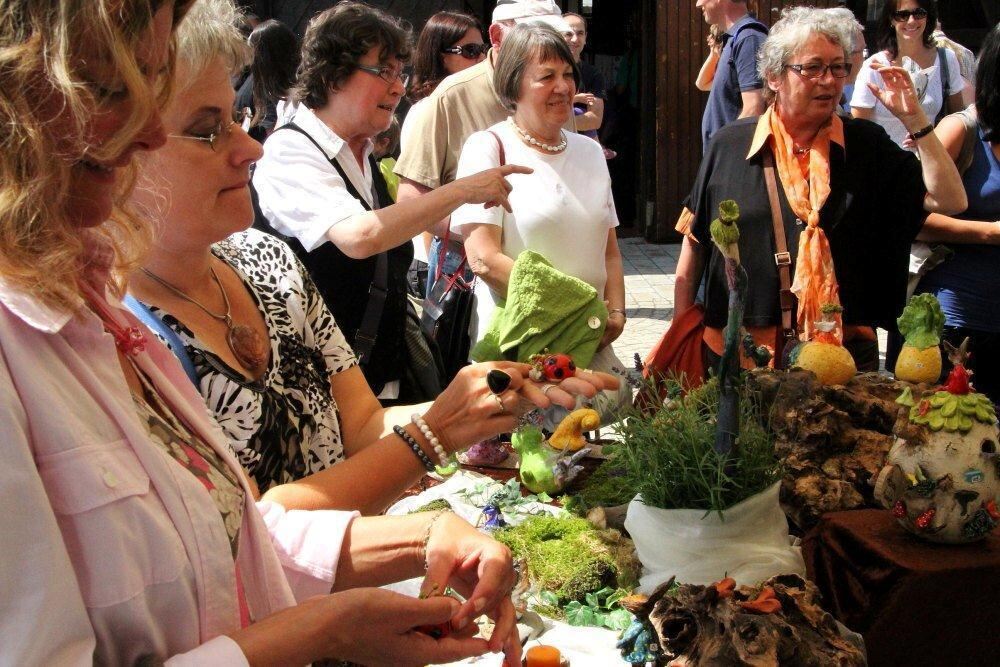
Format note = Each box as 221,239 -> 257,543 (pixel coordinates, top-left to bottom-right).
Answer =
529,352 -> 576,382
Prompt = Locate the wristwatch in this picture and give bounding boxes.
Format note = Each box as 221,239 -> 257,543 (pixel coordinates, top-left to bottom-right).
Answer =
907,124 -> 935,142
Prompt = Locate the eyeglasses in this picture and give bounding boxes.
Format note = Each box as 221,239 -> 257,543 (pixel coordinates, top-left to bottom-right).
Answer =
891,8 -> 928,22
441,43 -> 489,60
356,64 -> 410,88
168,107 -> 251,152
785,62 -> 854,79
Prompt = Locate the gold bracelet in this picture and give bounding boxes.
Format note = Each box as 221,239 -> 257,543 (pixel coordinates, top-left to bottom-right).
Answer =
422,510 -> 450,571
608,308 -> 627,320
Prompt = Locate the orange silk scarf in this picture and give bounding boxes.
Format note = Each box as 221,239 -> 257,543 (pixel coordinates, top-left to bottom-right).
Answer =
767,108 -> 843,341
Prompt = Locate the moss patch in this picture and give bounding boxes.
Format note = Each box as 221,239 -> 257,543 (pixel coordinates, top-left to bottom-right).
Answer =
495,515 -> 639,605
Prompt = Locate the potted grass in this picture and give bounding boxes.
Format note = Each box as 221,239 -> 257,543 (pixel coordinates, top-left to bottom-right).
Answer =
616,201 -> 804,591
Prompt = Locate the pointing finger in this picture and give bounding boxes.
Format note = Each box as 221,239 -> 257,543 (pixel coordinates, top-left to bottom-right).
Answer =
498,164 -> 534,176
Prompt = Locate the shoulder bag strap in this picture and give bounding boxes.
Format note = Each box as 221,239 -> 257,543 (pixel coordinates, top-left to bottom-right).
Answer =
274,122 -> 386,365
123,294 -> 200,386
763,150 -> 797,361
936,47 -> 952,124
436,129 -> 506,283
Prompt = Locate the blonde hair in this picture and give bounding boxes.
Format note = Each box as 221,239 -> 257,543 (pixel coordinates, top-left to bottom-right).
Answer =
0,0 -> 190,310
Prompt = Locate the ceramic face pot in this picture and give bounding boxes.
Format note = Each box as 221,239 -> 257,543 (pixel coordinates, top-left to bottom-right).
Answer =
875,379 -> 1000,543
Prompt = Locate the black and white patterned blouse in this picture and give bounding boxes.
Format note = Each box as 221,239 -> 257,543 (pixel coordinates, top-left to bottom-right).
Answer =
138,229 -> 358,491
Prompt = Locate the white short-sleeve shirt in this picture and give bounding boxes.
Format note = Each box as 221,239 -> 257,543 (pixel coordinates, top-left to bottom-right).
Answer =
451,120 -> 618,345
851,48 -> 964,150
252,104 -> 375,251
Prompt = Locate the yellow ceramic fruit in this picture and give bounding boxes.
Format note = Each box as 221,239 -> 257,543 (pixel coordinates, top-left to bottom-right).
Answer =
895,344 -> 942,384
895,294 -> 945,384
795,341 -> 857,386
548,408 -> 601,451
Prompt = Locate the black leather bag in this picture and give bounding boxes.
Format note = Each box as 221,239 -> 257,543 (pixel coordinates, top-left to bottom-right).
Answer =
421,255 -> 473,382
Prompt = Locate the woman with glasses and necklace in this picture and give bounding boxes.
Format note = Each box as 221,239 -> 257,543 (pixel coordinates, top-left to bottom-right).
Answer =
673,6 -> 965,374
252,2 -> 530,402
851,0 -> 965,150
129,0 -> 613,511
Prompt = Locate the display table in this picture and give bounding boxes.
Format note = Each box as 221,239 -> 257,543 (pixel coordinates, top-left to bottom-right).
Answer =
803,509 -> 1000,667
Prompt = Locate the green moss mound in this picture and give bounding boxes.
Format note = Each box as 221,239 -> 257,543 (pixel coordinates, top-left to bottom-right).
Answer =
566,460 -> 635,512
495,515 -> 639,605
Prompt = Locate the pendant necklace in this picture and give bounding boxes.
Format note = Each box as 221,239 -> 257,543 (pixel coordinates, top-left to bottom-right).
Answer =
509,117 -> 567,153
140,265 -> 268,372
792,144 -> 810,156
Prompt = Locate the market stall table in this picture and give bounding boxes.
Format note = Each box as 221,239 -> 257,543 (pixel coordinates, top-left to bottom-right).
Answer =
803,509 -> 1000,667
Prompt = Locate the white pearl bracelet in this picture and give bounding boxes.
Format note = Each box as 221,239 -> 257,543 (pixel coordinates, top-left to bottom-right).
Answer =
412,413 -> 456,474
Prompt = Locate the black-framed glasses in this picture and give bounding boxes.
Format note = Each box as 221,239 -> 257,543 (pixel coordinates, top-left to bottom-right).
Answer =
785,62 -> 853,80
891,8 -> 928,22
356,64 -> 410,88
441,43 -> 489,60
168,107 -> 251,151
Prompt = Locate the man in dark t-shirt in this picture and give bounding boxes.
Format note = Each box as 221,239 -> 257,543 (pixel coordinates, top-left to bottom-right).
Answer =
564,12 -> 606,140
696,0 -> 768,150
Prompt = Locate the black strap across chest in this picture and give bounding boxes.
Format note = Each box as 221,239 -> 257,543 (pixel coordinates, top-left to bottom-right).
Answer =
275,122 -> 389,366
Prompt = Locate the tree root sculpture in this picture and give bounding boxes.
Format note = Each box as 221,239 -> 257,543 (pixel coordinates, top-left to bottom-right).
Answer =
747,369 -> 918,531
620,574 -> 866,666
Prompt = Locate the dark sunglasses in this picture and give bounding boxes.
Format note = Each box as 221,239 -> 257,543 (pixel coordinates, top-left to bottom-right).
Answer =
891,8 -> 928,22
441,43 -> 489,59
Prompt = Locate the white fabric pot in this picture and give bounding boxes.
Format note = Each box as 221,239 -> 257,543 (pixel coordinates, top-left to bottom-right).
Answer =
624,482 -> 805,591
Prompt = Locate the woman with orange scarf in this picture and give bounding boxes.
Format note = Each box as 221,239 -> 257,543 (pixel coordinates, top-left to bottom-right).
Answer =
674,7 -> 966,373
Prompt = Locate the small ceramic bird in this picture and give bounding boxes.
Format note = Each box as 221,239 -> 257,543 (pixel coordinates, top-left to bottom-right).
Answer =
512,425 -> 590,495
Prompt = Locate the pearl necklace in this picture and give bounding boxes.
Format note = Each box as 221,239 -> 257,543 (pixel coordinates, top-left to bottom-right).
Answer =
509,117 -> 567,153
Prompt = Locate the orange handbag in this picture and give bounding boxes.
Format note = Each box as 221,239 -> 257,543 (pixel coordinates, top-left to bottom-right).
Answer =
635,303 -> 707,411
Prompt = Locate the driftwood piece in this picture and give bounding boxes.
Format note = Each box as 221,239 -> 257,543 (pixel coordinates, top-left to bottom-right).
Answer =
748,369 -> 923,531
624,574 -> 865,666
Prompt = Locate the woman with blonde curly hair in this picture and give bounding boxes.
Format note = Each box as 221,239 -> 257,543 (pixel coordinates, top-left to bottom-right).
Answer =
0,1 -> 571,663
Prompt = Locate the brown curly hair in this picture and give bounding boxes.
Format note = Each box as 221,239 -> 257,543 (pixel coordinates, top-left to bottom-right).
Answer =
291,1 -> 412,109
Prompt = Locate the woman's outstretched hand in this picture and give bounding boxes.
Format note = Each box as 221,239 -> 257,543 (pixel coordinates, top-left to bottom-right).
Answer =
421,361 -> 620,454
868,61 -> 930,132
453,164 -> 534,213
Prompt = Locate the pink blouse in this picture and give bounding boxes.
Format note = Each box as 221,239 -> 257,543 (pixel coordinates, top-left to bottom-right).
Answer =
0,243 -> 357,665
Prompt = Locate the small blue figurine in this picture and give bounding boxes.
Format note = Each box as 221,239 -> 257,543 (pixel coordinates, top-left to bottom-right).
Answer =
480,503 -> 507,531
616,616 -> 659,666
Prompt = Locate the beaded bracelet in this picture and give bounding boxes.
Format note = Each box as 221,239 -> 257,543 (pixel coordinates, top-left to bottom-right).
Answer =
393,425 -> 436,472
411,413 -> 458,476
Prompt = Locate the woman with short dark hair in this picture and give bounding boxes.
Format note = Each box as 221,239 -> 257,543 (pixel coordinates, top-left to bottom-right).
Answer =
851,0 -> 964,149
252,1 -> 529,400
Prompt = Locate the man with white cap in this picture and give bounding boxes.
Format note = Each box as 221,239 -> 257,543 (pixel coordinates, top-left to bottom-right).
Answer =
395,0 -> 574,295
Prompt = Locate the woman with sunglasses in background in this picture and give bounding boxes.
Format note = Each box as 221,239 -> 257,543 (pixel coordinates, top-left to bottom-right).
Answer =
252,2 -> 529,402
408,11 -> 487,105
402,11 -> 488,292
851,0 -> 965,150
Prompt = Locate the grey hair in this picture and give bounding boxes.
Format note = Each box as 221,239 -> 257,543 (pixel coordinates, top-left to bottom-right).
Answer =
175,0 -> 251,77
825,7 -> 865,52
494,22 -> 580,112
757,6 -> 855,103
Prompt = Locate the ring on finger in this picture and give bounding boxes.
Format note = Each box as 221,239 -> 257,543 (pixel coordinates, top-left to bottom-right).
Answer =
493,393 -> 506,414
541,384 -> 558,397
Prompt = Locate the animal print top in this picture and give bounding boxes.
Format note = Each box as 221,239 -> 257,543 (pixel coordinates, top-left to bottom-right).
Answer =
139,229 -> 358,491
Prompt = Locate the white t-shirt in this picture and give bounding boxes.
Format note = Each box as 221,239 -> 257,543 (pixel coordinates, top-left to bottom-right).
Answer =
451,120 -> 618,345
851,48 -> 963,150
